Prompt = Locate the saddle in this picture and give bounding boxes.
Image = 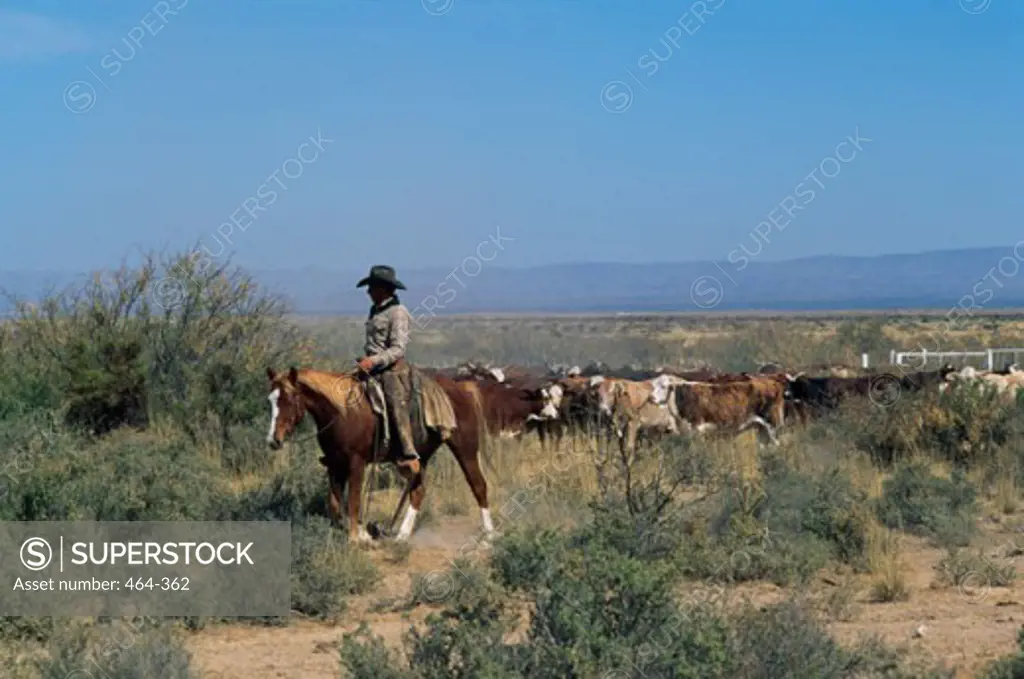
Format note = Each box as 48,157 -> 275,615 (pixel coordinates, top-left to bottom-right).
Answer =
363,366 -> 457,461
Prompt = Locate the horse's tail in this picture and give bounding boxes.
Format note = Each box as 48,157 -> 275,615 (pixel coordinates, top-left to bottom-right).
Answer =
449,379 -> 496,480
468,381 -> 498,477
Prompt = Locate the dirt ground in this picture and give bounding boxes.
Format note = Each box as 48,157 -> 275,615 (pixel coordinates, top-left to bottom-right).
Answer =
187,515 -> 1024,679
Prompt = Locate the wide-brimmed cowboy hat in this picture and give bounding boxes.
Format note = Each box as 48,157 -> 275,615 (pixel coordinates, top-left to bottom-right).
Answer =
356,265 -> 406,290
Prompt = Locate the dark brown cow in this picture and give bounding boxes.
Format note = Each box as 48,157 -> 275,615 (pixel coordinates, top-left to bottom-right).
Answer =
785,374 -> 875,412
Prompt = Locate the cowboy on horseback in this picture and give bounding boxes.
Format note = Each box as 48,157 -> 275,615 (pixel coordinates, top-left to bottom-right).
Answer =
355,265 -> 421,474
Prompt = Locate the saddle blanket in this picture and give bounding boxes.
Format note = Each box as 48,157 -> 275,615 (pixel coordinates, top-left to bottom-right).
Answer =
364,367 -> 458,457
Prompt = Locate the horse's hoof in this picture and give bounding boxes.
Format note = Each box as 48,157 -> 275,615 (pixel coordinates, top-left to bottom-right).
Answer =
367,521 -> 388,540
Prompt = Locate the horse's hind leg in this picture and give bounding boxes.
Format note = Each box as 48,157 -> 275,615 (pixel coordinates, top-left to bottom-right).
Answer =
448,435 -> 493,539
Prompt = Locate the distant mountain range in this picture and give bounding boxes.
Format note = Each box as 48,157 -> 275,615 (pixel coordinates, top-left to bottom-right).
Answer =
4,247 -> 1024,315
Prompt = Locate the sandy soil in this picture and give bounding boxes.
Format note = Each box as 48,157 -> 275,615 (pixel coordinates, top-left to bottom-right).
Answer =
187,514 -> 1024,679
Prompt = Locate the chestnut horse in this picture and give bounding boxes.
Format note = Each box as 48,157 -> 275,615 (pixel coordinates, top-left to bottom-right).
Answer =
265,366 -> 493,544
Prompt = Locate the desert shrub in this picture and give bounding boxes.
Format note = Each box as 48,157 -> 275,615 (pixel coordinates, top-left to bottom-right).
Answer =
842,384 -> 1023,469
220,448 -> 327,522
489,527 -> 569,592
928,385 -> 1022,466
290,517 -> 379,618
34,621 -> 197,679
982,627 -> 1024,679
3,251 -> 303,442
343,547 -> 942,679
524,542 -> 733,679
934,548 -> 1016,590
407,558 -> 498,611
876,461 -> 979,547
844,392 -> 933,465
731,599 -> 865,679
340,624 -> 417,679
0,430 -> 226,522
681,457 -> 872,585
0,616 -> 56,643
405,569 -> 522,679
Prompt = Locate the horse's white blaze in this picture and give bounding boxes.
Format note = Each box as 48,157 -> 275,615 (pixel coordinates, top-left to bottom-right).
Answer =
266,389 -> 281,443
481,508 -> 494,534
396,506 -> 418,541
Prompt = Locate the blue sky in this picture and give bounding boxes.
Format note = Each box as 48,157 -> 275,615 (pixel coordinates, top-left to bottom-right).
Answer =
1,0 -> 1021,273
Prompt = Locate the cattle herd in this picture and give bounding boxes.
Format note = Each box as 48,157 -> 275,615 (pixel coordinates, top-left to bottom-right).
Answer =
422,359 -> 1024,453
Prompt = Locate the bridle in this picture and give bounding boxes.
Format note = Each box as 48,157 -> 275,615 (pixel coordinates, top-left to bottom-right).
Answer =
274,375 -> 360,445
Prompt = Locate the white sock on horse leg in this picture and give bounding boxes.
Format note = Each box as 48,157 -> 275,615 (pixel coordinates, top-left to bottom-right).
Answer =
481,508 -> 494,534
396,506 -> 418,540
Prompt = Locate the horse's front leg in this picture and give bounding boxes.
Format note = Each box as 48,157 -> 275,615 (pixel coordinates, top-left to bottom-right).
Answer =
327,466 -> 349,531
347,458 -> 372,544
394,467 -> 425,542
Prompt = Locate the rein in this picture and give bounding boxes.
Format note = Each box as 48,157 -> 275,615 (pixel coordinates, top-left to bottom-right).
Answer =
290,414 -> 338,444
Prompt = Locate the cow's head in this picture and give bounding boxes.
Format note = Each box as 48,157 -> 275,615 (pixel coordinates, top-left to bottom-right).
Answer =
649,374 -> 683,406
783,373 -> 811,400
538,382 -> 564,420
589,377 -> 624,416
265,366 -> 305,450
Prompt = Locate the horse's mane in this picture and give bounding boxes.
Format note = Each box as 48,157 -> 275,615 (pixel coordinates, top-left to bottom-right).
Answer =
295,369 -> 364,412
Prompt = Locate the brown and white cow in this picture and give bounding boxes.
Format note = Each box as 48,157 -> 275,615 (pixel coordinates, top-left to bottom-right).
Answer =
607,382 -> 679,454
650,374 -> 786,445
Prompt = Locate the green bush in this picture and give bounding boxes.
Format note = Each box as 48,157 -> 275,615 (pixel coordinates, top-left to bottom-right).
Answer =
489,527 -> 568,593
341,535 -> 946,679
290,517 -> 379,618
34,621 -> 197,679
0,616 -> 56,643
0,430 -> 227,522
221,448 -> 327,522
678,457 -> 872,585
340,624 -> 417,679
3,251 -> 303,442
876,461 -> 979,547
981,627 -> 1024,679
848,386 -> 1023,468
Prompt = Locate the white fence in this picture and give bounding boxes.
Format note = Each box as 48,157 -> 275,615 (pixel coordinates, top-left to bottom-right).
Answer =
889,348 -> 1024,371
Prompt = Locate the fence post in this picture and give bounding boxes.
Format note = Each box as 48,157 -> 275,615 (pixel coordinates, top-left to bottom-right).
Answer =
889,349 -> 895,365
987,349 -> 994,371
861,353 -> 869,369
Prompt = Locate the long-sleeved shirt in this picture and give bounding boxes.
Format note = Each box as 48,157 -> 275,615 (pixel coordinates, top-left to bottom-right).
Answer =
364,296 -> 412,370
